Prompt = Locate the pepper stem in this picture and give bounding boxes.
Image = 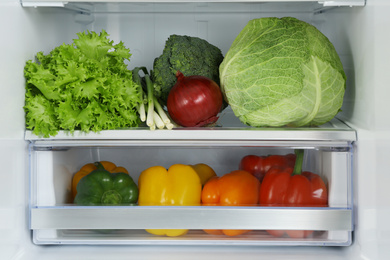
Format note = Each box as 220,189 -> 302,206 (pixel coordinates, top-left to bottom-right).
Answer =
292,149 -> 304,176
94,162 -> 106,170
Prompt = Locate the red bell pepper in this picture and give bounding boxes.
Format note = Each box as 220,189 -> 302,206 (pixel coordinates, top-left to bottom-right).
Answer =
239,153 -> 296,182
259,149 -> 328,238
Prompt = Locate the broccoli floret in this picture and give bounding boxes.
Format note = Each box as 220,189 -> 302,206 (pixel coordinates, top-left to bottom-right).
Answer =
152,35 -> 224,104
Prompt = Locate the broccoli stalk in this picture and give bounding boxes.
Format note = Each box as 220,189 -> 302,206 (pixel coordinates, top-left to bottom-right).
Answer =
132,67 -> 173,130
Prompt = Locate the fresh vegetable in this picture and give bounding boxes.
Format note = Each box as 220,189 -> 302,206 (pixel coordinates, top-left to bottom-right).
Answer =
259,149 -> 328,238
190,163 -> 217,186
167,71 -> 223,127
138,164 -> 202,236
24,30 -> 142,137
72,161 -> 129,199
219,17 -> 346,127
132,67 -> 173,130
74,166 -> 138,206
201,170 -> 260,236
152,34 -> 224,104
239,153 -> 296,182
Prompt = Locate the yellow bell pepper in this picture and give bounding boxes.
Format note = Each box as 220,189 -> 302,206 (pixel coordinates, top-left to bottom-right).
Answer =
190,163 -> 217,186
138,164 -> 202,237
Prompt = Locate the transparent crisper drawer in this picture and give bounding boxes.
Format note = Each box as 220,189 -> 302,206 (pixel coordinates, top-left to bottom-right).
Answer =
27,119 -> 355,246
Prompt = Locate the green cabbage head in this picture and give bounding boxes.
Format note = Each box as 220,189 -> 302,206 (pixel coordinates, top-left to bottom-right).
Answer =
219,17 -> 346,127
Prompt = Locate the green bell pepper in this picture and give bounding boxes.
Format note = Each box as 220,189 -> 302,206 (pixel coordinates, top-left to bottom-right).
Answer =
74,167 -> 138,206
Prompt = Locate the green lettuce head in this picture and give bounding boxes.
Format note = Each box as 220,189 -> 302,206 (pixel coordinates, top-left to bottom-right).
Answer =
219,17 -> 346,127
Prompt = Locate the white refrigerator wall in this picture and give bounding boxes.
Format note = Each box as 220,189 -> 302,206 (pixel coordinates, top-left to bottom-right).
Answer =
0,0 -> 390,259
0,1 -> 86,259
324,1 -> 390,259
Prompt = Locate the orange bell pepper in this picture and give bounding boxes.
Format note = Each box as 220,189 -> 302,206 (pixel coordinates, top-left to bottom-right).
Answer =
201,170 -> 260,236
72,161 -> 129,199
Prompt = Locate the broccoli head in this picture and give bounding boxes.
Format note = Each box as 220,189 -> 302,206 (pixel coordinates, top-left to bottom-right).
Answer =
152,34 -> 224,104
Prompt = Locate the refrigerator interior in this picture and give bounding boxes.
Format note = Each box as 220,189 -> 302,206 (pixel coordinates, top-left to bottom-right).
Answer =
1,0 -> 390,259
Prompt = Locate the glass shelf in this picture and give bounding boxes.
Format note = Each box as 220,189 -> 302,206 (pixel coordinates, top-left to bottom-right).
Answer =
25,116 -> 356,143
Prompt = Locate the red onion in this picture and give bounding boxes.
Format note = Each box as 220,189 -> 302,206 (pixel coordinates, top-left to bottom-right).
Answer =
167,71 -> 223,127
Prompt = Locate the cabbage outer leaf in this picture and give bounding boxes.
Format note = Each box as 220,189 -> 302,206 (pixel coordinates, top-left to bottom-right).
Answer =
219,17 -> 346,127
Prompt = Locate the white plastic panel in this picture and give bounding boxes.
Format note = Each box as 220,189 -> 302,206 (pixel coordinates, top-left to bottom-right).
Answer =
31,207 -> 352,230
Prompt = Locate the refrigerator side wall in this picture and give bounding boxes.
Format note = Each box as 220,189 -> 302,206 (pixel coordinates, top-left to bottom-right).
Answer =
320,0 -> 390,259
0,1 -> 87,258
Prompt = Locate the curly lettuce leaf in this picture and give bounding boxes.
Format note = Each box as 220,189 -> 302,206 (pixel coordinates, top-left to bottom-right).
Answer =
24,91 -> 59,137
24,30 -> 141,137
